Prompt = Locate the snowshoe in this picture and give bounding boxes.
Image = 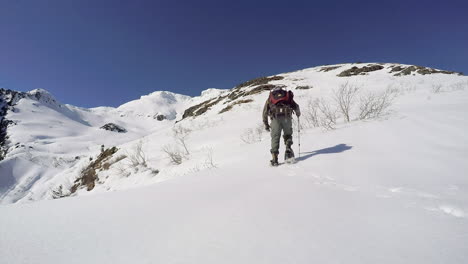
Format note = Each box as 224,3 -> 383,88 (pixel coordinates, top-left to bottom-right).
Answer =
270,153 -> 279,167
284,148 -> 295,164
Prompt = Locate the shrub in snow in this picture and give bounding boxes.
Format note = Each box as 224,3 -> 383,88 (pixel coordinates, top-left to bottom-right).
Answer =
358,88 -> 397,120
333,82 -> 360,122
318,99 -> 338,130
202,147 -> 217,169
161,125 -> 193,165
301,99 -> 320,128
110,142 -> 158,177
51,185 -> 69,199
162,144 -> 184,165
124,141 -> 158,175
431,84 -> 443,93
126,141 -> 147,167
240,123 -> 264,144
449,81 -> 468,91
173,125 -> 191,155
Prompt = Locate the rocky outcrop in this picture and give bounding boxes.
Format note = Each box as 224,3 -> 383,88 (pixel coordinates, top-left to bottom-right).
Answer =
319,66 -> 341,72
182,96 -> 227,119
0,89 -> 26,160
155,114 -> 166,121
219,99 -> 254,114
100,123 -> 127,133
235,75 -> 284,89
296,85 -> 313,90
337,64 -> 385,77
181,76 -> 285,120
28,89 -> 59,105
390,65 -> 462,76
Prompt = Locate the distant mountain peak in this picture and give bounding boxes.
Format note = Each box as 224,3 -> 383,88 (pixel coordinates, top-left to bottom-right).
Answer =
200,88 -> 228,98
27,88 -> 60,106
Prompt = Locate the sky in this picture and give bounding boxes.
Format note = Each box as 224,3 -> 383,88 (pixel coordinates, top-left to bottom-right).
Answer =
1,0 -> 467,107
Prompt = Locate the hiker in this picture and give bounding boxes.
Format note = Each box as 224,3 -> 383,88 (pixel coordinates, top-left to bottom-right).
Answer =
263,87 -> 300,166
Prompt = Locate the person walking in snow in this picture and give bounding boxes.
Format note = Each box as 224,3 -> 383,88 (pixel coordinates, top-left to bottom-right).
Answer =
263,87 -> 300,166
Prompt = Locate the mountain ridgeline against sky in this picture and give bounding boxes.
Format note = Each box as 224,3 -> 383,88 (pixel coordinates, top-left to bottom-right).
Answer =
2,0 -> 467,109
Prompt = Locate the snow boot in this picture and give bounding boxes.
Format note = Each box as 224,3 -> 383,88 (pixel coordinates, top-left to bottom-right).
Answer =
285,147 -> 295,163
270,153 -> 279,166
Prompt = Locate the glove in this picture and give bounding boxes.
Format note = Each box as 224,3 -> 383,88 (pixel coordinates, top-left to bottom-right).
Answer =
295,109 -> 301,117
265,124 -> 270,132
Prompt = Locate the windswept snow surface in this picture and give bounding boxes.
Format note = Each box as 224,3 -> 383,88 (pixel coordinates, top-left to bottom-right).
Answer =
1,63 -> 468,263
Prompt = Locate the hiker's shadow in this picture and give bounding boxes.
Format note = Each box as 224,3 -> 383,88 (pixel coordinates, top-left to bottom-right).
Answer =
296,144 -> 352,162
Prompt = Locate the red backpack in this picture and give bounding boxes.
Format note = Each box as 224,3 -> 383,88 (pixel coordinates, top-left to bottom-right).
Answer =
269,89 -> 293,105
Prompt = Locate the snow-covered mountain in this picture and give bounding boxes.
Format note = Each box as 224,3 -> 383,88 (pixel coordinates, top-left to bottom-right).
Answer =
0,87 -> 223,203
1,63 -> 468,263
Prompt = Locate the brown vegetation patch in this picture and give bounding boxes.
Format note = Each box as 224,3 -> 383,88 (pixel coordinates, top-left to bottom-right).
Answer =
226,84 -> 283,103
319,66 -> 341,72
296,85 -> 313,90
182,96 -> 227,119
392,65 -> 462,76
219,99 -> 254,114
235,75 -> 284,89
71,146 -> 118,193
181,80 -> 285,119
389,65 -> 405,73
337,64 -> 384,77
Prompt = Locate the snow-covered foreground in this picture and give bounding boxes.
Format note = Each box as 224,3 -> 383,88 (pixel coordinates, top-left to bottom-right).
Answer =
1,82 -> 468,263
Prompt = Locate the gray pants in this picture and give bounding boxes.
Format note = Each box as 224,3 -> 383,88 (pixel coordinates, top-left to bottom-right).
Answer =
270,116 -> 293,154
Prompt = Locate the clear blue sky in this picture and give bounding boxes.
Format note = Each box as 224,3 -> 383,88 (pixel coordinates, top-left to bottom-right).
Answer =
1,0 -> 467,107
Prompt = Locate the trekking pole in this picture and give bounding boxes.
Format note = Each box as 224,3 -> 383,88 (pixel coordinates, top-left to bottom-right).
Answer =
298,116 -> 301,158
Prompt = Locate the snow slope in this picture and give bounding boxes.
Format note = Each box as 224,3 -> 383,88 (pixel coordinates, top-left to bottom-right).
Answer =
0,88 -> 200,203
1,63 -> 468,263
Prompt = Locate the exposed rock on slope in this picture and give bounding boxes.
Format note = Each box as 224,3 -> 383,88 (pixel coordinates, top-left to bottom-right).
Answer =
100,123 -> 127,133
235,75 -> 284,89
0,88 -> 26,160
390,65 -> 462,76
181,76 -> 285,120
335,63 -> 463,77
319,66 -> 342,72
155,114 -> 166,121
180,63 -> 465,121
337,64 -> 385,76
